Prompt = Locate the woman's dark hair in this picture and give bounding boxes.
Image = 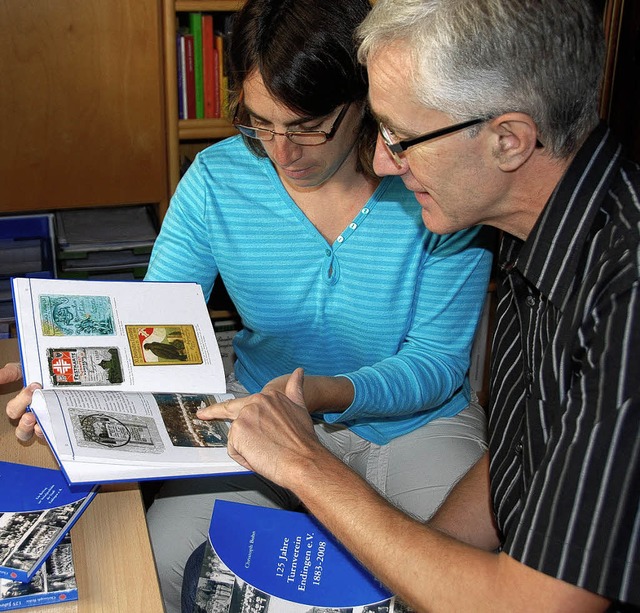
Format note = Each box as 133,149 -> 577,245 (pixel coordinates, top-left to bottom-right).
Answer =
227,0 -> 376,176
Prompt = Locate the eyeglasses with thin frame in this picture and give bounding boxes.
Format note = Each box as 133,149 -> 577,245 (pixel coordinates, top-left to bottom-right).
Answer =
378,117 -> 487,165
233,103 -> 351,146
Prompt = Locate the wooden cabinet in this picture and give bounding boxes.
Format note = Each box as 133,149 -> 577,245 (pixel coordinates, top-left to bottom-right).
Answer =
0,0 -> 168,216
162,0 -> 244,194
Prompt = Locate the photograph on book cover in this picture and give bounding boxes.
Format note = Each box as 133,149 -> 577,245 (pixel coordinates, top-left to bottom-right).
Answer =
0,462 -> 96,583
192,501 -> 405,613
0,501 -> 85,581
0,535 -> 77,610
194,541 -> 394,613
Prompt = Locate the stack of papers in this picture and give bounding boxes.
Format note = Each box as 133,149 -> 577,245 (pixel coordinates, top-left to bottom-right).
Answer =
55,205 -> 158,280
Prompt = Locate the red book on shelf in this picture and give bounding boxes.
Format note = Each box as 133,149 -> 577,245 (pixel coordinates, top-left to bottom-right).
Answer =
202,14 -> 216,119
184,33 -> 196,120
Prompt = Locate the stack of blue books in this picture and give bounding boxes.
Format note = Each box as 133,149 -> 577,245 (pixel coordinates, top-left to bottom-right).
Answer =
0,462 -> 98,610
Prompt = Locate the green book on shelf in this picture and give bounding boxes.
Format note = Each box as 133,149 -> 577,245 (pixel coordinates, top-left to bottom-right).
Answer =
189,12 -> 204,119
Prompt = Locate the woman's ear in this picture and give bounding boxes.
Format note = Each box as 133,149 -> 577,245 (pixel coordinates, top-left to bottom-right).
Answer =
489,113 -> 540,171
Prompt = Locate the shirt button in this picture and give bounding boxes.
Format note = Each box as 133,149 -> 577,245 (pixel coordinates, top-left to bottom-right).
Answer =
325,249 -> 331,256
526,296 -> 536,307
349,223 -> 357,230
362,207 -> 370,214
337,236 -> 344,243
515,442 -> 523,454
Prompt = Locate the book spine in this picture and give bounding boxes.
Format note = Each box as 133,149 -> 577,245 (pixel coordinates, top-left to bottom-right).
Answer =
188,12 -> 204,119
176,33 -> 185,120
0,588 -> 78,611
214,33 -> 227,117
212,46 -> 221,118
202,14 -> 215,119
184,34 -> 196,120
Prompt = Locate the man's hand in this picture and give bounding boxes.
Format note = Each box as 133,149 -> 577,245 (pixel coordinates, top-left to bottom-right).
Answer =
2,362 -> 43,442
198,368 -> 326,487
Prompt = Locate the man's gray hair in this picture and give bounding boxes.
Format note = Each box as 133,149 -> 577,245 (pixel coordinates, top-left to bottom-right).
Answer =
357,0 -> 605,158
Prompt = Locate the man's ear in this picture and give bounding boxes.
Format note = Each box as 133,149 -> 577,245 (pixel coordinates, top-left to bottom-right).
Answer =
489,113 -> 540,171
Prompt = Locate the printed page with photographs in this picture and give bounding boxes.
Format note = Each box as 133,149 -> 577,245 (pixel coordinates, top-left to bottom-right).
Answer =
11,277 -> 248,485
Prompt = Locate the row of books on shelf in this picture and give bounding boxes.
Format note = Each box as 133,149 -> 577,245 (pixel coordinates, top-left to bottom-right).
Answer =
176,12 -> 235,120
0,205 -> 158,325
5,276 -> 404,610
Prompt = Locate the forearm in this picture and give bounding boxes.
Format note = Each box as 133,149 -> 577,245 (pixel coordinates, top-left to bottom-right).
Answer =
302,375 -> 354,413
289,450 -> 608,613
429,452 -> 501,550
222,372 -> 608,612
289,450 -> 498,611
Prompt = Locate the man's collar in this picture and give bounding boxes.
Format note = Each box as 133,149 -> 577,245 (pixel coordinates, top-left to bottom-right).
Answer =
511,123 -> 622,308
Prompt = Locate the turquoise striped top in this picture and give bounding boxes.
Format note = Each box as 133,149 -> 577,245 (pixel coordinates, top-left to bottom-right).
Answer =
146,136 -> 492,444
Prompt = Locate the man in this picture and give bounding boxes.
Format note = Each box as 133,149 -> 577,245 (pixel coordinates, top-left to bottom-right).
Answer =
4,0 -> 639,610
196,0 -> 639,610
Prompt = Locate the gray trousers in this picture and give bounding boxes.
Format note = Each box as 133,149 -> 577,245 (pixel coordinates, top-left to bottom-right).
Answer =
146,387 -> 487,613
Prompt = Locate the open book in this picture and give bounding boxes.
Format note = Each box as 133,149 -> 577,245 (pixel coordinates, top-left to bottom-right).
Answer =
12,277 -> 249,485
193,500 -> 399,612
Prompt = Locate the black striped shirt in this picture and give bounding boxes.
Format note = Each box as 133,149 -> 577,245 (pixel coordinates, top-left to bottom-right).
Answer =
488,123 -> 640,607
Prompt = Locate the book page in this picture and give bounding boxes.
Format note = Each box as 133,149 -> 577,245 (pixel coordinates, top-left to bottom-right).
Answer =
32,389 -> 239,468
12,277 -> 226,395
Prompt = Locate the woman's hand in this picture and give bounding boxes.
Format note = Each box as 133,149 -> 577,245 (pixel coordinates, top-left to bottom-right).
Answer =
2,362 -> 44,441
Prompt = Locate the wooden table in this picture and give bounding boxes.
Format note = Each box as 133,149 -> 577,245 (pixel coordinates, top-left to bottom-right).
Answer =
0,338 -> 165,612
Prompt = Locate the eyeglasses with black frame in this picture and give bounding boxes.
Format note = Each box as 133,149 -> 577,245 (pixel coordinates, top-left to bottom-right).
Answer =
378,117 -> 488,165
233,103 -> 351,146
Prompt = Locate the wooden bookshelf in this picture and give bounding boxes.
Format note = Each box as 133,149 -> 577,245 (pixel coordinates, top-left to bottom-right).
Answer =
163,0 -> 245,195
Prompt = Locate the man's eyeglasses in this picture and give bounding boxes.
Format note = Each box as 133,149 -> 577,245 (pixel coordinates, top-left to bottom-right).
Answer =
378,117 -> 487,165
234,103 -> 350,146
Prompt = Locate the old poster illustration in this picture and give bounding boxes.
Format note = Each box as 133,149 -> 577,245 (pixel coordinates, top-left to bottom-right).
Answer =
39,294 -> 115,336
46,347 -> 123,386
126,324 -> 203,365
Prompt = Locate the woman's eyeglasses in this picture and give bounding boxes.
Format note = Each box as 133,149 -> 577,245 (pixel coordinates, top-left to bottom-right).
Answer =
234,103 -> 350,146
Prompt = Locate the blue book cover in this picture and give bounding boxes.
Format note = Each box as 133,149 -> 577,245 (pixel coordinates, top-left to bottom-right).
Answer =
0,534 -> 78,610
0,462 -> 97,583
195,500 -> 395,611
